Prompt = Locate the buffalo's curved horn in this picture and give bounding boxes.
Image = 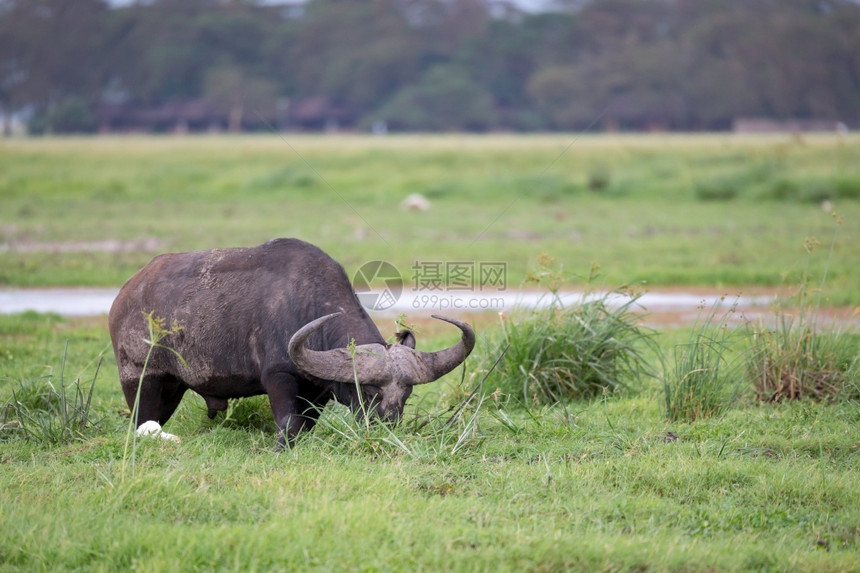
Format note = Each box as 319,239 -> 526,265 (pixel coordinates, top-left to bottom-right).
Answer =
406,315 -> 476,385
287,313 -> 475,386
288,312 -> 389,384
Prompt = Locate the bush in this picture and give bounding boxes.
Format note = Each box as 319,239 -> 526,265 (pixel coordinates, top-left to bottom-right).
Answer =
746,316 -> 858,402
745,215 -> 857,402
491,288 -> 657,406
663,300 -> 745,421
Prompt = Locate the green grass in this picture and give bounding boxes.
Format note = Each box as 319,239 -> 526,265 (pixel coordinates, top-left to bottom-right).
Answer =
1,342 -> 102,444
746,313 -> 860,403
491,291 -> 657,405
663,299 -> 747,422
1,133 -> 859,304
2,314 -> 859,571
1,134 -> 859,570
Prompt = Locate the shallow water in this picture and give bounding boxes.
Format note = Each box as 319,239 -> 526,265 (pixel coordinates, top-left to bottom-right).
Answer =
0,288 -> 120,316
0,287 -> 772,317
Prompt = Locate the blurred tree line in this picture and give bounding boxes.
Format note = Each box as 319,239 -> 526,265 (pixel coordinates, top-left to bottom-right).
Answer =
1,0 -> 858,133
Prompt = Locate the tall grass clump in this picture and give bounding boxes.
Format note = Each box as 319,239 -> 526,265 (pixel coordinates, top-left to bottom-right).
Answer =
0,342 -> 104,444
746,313 -> 858,402
663,299 -> 745,421
745,215 -> 859,401
491,257 -> 657,406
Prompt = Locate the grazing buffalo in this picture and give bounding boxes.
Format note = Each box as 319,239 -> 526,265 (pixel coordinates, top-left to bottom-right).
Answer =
108,238 -> 475,447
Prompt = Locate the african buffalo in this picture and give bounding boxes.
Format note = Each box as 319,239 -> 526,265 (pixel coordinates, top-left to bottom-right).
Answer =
108,238 -> 475,447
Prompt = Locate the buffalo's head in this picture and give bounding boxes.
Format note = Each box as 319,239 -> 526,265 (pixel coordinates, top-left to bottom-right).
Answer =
288,313 -> 475,422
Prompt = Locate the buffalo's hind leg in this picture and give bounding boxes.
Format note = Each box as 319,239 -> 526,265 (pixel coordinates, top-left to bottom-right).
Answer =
121,372 -> 187,442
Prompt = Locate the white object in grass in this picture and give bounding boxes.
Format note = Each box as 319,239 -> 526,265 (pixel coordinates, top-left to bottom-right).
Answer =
136,420 -> 180,443
400,193 -> 430,212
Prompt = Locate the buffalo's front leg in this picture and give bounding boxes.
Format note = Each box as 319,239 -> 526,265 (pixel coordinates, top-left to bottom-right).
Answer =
262,369 -> 322,449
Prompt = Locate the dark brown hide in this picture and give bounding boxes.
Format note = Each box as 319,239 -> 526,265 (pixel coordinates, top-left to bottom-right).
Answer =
108,238 -> 474,447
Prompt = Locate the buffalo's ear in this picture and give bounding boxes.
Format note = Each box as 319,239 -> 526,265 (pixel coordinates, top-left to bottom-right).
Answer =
396,329 -> 416,349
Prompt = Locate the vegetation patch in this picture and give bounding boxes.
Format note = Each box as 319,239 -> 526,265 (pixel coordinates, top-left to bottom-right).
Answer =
746,219 -> 859,402
1,305 -> 859,571
0,134 -> 858,570
1,342 -> 104,444
487,257 -> 657,406
663,299 -> 745,421
747,316 -> 859,402
1,135 -> 858,304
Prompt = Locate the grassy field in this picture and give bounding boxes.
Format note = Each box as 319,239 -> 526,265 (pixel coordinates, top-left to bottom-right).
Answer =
1,133 -> 858,303
0,312 -> 858,571
1,134 -> 859,571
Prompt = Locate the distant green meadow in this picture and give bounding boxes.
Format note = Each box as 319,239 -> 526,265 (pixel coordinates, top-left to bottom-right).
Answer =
1,134 -> 859,571
1,133 -> 858,303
